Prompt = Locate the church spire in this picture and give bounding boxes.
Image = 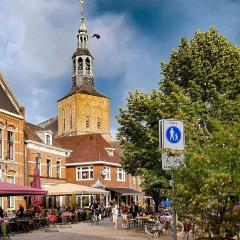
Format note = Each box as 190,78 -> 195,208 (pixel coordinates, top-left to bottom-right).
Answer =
77,0 -> 88,49
72,0 -> 94,88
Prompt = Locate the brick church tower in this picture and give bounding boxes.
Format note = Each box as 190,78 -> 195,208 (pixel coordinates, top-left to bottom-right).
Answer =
57,0 -> 111,141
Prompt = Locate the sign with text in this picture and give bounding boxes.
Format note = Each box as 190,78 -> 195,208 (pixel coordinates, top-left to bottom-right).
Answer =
161,152 -> 185,170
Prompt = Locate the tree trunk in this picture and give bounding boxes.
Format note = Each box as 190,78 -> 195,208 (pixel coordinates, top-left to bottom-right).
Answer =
153,197 -> 160,213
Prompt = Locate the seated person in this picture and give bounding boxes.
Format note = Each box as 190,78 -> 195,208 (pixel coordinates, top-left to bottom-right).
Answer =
0,207 -> 4,218
16,204 -> 24,218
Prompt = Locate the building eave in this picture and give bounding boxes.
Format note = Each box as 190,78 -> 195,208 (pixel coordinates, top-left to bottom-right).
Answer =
0,108 -> 23,119
25,140 -> 72,156
66,161 -> 122,167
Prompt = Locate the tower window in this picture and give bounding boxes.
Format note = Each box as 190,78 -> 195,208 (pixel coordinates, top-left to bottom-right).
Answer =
73,58 -> 76,75
63,110 -> 66,132
86,116 -> 90,128
78,57 -> 83,74
70,114 -> 73,129
97,117 -> 101,129
86,58 -> 90,75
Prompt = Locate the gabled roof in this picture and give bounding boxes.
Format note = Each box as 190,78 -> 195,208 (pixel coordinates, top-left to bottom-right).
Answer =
0,72 -> 23,117
55,134 -> 121,164
38,116 -> 58,138
25,122 -> 62,148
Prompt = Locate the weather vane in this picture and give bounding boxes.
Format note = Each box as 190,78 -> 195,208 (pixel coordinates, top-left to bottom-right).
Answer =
80,0 -> 84,18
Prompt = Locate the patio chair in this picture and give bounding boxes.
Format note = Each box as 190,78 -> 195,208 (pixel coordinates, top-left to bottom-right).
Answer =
44,215 -> 59,232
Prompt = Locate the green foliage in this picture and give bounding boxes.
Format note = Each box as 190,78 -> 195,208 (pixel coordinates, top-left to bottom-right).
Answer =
117,27 -> 240,235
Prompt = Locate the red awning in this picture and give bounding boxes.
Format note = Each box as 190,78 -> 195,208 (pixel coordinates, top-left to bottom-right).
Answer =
0,182 -> 48,196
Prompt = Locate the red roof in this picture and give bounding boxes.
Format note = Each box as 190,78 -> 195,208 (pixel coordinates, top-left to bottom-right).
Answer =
55,134 -> 121,164
0,182 -> 47,196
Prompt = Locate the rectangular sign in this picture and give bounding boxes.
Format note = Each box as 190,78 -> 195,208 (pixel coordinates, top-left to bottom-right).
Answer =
161,152 -> 185,170
160,119 -> 185,151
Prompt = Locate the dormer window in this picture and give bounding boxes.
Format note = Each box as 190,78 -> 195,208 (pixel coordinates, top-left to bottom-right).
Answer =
46,134 -> 52,145
105,148 -> 115,157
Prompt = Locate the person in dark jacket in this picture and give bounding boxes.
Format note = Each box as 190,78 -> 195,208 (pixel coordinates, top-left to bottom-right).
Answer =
130,202 -> 139,219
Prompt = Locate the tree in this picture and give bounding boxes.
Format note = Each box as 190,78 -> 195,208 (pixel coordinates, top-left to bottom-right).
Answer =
117,27 -> 240,235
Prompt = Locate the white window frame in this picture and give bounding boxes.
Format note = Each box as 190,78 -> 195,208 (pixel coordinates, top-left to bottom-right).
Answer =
103,166 -> 111,180
46,159 -> 52,177
0,128 -> 3,160
7,176 -> 15,209
7,130 -> 15,160
117,168 -> 126,182
45,133 -> 52,145
56,160 -> 62,178
76,166 -> 93,181
36,155 -> 42,176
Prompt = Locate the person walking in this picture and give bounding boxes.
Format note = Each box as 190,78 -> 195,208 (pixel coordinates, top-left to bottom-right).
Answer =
112,204 -> 119,230
121,203 -> 128,229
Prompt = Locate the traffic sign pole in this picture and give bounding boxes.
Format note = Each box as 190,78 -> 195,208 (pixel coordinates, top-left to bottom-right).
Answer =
159,119 -> 185,240
172,170 -> 177,240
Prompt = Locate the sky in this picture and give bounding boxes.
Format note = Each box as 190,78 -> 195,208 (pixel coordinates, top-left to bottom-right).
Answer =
0,0 -> 240,137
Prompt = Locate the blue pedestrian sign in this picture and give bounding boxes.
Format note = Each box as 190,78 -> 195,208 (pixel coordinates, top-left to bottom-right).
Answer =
166,126 -> 181,144
159,119 -> 185,151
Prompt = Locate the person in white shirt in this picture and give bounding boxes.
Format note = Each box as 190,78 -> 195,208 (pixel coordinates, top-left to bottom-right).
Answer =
112,204 -> 119,230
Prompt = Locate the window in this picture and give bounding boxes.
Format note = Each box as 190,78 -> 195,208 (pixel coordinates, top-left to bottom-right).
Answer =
78,57 -> 83,74
70,114 -> 73,129
86,116 -> 90,128
47,159 -> 52,177
46,134 -> 52,145
103,166 -> 111,180
56,160 -> 61,178
117,168 -> 125,181
97,117 -> 101,129
7,176 -> 15,208
7,131 -> 14,160
36,155 -> 41,176
86,58 -> 90,74
76,166 -> 93,180
0,128 -> 3,159
73,58 -> 76,75
63,110 -> 66,132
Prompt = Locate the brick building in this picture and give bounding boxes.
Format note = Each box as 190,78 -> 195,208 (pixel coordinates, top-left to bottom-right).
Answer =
0,73 -> 25,209
24,122 -> 71,187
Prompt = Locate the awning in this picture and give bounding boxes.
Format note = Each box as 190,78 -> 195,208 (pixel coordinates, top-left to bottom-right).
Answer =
0,182 -> 48,196
106,187 -> 143,196
43,183 -> 109,196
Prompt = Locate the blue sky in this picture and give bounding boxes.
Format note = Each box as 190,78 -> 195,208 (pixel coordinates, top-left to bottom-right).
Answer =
0,0 -> 240,137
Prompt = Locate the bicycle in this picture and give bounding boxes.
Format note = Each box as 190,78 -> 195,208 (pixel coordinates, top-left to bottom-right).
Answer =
90,209 -> 101,225
144,215 -> 184,239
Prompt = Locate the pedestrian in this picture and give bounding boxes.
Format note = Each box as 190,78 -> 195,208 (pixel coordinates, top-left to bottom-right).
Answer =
130,202 -> 139,219
160,199 -> 165,208
112,204 -> 119,230
121,203 -> 128,229
165,198 -> 171,208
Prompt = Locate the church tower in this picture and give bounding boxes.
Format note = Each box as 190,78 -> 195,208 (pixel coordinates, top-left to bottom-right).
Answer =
57,0 -> 111,141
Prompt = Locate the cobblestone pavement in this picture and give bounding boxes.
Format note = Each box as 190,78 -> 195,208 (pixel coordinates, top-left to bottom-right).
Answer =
11,218 -> 172,240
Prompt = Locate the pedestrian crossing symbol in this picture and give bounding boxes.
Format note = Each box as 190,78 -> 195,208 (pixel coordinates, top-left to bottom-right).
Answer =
166,126 -> 181,144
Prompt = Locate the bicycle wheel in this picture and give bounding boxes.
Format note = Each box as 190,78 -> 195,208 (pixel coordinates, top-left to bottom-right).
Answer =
170,221 -> 184,236
144,224 -> 159,239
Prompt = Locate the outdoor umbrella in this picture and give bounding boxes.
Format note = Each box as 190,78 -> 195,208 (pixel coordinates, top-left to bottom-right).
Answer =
31,167 -> 42,206
0,182 -> 47,196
